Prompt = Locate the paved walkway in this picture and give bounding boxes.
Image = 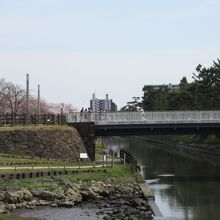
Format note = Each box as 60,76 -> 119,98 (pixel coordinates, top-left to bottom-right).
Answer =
0,164 -> 106,170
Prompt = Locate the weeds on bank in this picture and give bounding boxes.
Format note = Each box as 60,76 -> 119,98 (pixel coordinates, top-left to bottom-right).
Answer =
0,125 -> 71,132
0,165 -> 140,191
65,165 -> 140,183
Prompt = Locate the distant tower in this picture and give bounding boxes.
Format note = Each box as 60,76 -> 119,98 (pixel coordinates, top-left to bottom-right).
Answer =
92,93 -> 96,113
37,84 -> 40,115
105,94 -> 109,112
26,74 -> 29,124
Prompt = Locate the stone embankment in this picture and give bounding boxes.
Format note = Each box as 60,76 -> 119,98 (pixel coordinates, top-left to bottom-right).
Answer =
0,127 -> 87,161
0,177 -> 153,220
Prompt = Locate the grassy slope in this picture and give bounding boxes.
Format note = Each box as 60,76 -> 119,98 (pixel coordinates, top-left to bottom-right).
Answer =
0,125 -> 73,132
0,165 -> 144,191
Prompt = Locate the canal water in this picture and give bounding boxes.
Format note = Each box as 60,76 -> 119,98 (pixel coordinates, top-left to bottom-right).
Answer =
17,137 -> 220,220
108,137 -> 220,220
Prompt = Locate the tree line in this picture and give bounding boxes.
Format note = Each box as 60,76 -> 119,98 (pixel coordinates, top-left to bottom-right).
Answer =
122,59 -> 220,111
0,78 -> 50,115
143,59 -> 220,111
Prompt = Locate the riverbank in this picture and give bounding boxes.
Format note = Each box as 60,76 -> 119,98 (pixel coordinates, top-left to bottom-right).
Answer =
0,165 -> 153,220
154,134 -> 220,150
133,136 -> 220,161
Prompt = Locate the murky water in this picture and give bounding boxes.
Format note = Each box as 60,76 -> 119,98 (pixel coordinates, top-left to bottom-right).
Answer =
118,138 -> 220,220
16,205 -> 104,220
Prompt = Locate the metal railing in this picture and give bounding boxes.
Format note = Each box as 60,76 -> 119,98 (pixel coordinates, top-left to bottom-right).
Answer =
0,114 -> 66,126
120,149 -> 138,172
66,111 -> 220,125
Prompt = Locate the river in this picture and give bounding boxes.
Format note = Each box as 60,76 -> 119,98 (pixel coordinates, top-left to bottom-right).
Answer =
107,137 -> 220,220
17,137 -> 220,220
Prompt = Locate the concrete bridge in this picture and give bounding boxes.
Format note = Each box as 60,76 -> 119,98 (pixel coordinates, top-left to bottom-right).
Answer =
67,111 -> 220,160
67,111 -> 220,135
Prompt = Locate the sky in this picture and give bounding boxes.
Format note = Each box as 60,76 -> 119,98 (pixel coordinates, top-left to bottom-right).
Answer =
0,0 -> 220,109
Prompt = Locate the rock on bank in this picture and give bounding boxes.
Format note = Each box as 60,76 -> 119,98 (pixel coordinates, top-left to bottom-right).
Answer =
0,126 -> 88,161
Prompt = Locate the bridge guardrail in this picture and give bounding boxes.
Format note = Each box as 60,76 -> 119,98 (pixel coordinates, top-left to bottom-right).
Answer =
0,114 -> 66,126
66,111 -> 220,124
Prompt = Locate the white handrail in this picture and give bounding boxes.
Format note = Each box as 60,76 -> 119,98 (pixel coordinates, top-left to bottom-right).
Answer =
66,111 -> 220,125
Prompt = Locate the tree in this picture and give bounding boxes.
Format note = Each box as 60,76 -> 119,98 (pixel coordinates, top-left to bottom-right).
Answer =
1,82 -> 26,114
141,59 -> 220,111
192,59 -> 220,109
0,79 -> 7,114
121,97 -> 142,111
19,96 -> 51,115
167,90 -> 196,110
142,86 -> 169,111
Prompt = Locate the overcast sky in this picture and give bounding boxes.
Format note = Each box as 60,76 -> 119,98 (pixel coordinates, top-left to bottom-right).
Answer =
0,0 -> 219,109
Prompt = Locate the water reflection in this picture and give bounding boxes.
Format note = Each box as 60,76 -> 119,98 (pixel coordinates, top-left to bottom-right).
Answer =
105,137 -> 220,220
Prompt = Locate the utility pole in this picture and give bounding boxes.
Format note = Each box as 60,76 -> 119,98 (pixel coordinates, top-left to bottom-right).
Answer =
26,74 -> 29,125
37,84 -> 40,124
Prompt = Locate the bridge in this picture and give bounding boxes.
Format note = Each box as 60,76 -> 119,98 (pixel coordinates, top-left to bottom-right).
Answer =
67,111 -> 220,135
67,111 -> 220,160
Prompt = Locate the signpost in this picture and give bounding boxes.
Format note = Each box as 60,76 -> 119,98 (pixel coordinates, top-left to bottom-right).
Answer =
80,153 -> 88,159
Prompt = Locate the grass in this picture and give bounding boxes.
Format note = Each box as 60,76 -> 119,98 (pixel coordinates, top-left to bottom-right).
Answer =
95,140 -> 114,161
64,164 -> 143,183
0,165 -> 140,191
0,152 -> 95,167
0,125 -> 72,132
95,141 -> 104,161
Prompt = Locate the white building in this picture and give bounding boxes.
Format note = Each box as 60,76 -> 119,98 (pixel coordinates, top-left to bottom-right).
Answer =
90,93 -> 117,112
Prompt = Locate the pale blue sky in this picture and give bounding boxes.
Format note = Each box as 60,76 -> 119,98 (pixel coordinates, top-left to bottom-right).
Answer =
0,0 -> 220,109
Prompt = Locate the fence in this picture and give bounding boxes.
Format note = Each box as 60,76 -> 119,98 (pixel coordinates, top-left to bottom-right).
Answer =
120,149 -> 139,172
0,114 -> 66,126
0,168 -> 106,180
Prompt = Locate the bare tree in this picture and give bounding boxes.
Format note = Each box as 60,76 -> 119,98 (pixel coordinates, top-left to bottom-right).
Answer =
19,96 -> 51,115
0,81 -> 25,114
0,79 -> 7,114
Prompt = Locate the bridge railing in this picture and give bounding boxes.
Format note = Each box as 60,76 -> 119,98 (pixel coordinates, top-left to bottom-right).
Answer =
66,111 -> 220,124
0,114 -> 66,126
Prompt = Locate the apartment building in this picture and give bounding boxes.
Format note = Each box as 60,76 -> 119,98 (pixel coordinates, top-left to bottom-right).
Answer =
90,93 -> 117,112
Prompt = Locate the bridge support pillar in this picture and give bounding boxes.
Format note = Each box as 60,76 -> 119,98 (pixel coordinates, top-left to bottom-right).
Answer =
70,122 -> 95,161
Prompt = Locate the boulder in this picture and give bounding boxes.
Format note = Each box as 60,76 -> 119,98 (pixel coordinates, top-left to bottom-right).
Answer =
6,204 -> 16,210
51,203 -> 58,207
53,187 -> 65,200
4,191 -> 23,203
21,188 -> 33,201
28,199 -> 37,206
80,188 -> 97,201
31,189 -> 57,201
0,191 -> 5,201
0,201 -> 6,210
65,188 -> 82,203
0,209 -> 7,214
37,200 -> 52,206
54,199 -> 75,208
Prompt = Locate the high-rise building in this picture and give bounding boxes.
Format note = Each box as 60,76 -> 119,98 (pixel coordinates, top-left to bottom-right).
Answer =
143,83 -> 180,94
90,93 -> 117,112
